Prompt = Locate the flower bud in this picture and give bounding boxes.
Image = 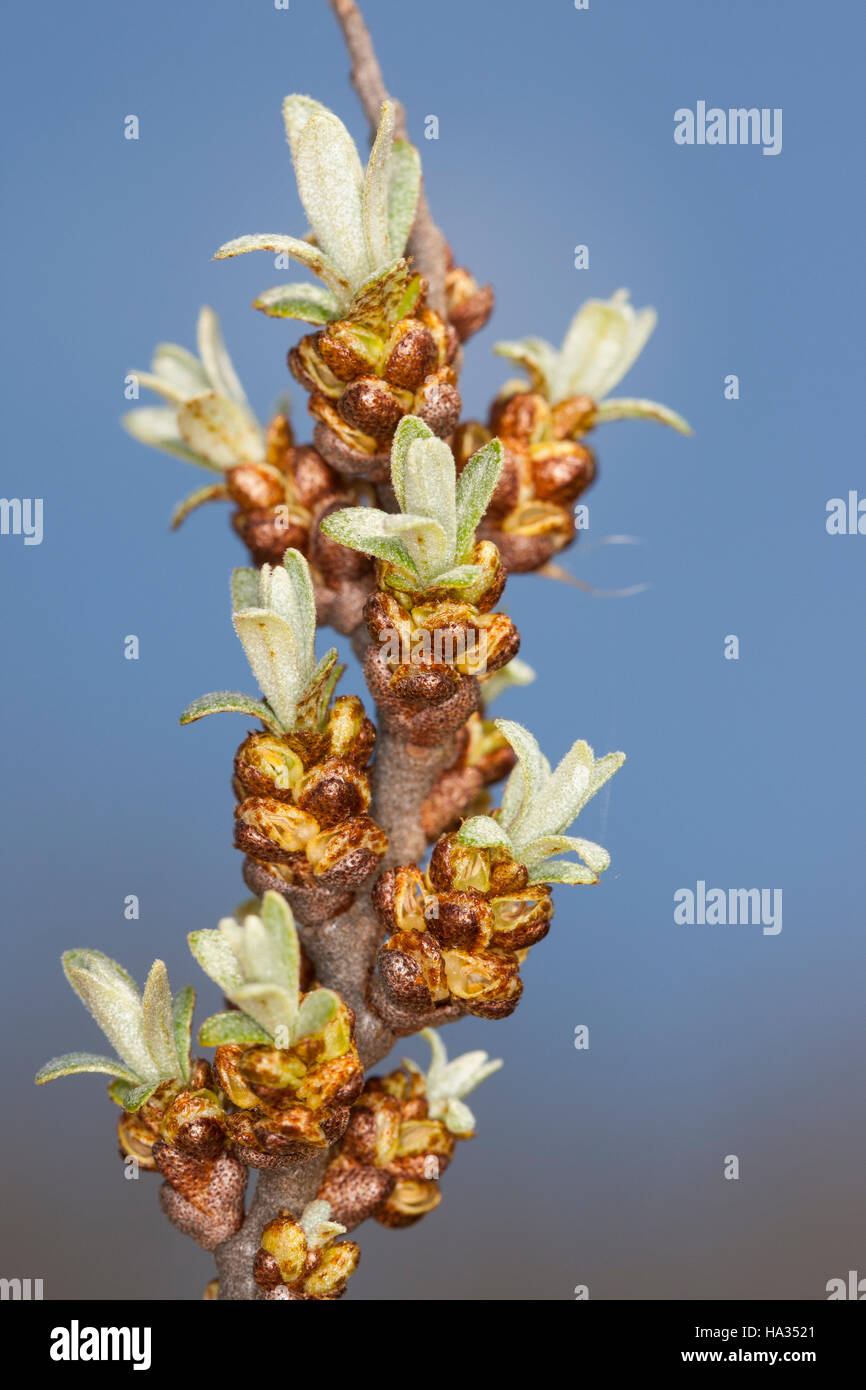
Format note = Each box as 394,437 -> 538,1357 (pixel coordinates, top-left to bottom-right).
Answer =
389,662 -> 462,704
295,757 -> 370,829
117,1111 -> 160,1169
234,733 -> 305,801
479,612 -> 521,674
364,590 -> 413,647
428,832 -> 491,894
234,798 -> 319,862
425,889 -> 493,951
488,856 -> 529,895
373,865 -> 427,933
159,1089 -> 225,1158
317,1153 -> 396,1230
550,394 -> 597,440
343,1093 -> 402,1166
489,390 -> 551,446
376,1178 -> 442,1228
213,1045 -> 262,1111
445,266 -> 494,343
389,1119 -> 454,1181
305,815 -> 387,885
232,507 -> 309,567
413,368 -> 461,438
238,1046 -> 308,1092
530,441 -> 596,505
226,462 -> 287,511
441,946 -> 523,1017
489,885 -> 554,950
325,695 -> 376,766
383,319 -> 439,389
260,1215 -> 308,1286
295,1052 -> 364,1111
290,445 -> 342,509
338,376 -> 409,438
301,1241 -> 360,1298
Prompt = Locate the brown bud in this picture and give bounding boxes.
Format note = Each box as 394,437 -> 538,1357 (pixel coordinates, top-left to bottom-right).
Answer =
290,445 -> 343,509
480,612 -> 521,674
259,1214 -> 308,1284
530,441 -> 596,506
377,947 -> 433,1012
428,832 -> 492,894
232,507 -> 309,567
213,1046 -> 261,1110
489,390 -> 551,446
413,369 -> 461,438
325,695 -> 376,766
226,463 -> 286,512
364,643 -> 480,747
446,267 -> 495,343
160,1089 -> 225,1159
157,1148 -> 248,1250
550,394 -> 597,439
383,931 -> 448,1003
234,732 -> 305,801
343,1093 -> 402,1166
316,331 -> 368,382
389,662 -> 463,705
338,377 -> 408,438
295,1052 -> 364,1112
441,946 -> 523,1017
234,798 -> 319,863
318,1153 -> 396,1229
426,889 -> 494,951
295,756 -> 370,829
305,815 -> 388,886
376,1178 -> 442,1228
384,320 -> 439,389
238,1046 -> 307,1093
488,857 -> 530,895
310,498 -> 375,584
117,1111 -> 159,1170
489,883 -> 554,949
265,413 -> 294,470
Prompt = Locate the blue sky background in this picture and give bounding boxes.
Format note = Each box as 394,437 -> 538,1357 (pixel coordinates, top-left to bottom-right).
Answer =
1,0 -> 863,1299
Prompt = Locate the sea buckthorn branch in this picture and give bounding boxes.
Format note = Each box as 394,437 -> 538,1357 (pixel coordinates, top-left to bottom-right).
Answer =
37,0 -> 690,1302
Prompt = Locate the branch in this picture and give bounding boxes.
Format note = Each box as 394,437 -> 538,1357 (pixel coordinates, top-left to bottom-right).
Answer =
328,0 -> 449,315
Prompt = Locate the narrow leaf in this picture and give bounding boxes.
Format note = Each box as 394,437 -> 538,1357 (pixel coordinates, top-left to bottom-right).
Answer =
363,101 -> 396,268
62,950 -> 154,1080
231,567 -> 260,612
196,306 -> 250,409
123,407 -> 222,472
527,859 -> 600,886
171,986 -> 195,1082
318,507 -> 419,576
457,816 -> 513,851
591,398 -> 692,435
455,437 -> 504,559
293,988 -> 339,1044
179,691 -> 284,733
293,112 -> 367,287
387,140 -> 421,256
493,338 -> 558,395
390,414 -> 435,513
187,930 -> 246,999
232,610 -> 304,730
142,960 -> 180,1079
150,342 -> 210,397
177,392 -> 265,469
170,483 -> 229,530
258,890 -> 300,1005
253,283 -> 339,324
198,1011 -> 272,1047
35,1052 -> 142,1086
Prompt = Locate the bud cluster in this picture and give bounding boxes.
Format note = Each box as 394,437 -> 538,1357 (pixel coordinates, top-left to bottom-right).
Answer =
233,695 -> 386,891
374,833 -> 554,1021
254,1202 -> 360,1300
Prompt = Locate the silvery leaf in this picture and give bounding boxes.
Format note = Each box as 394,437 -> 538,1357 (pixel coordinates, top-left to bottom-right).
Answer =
232,610 -> 303,730
401,436 -> 457,565
527,859 -> 600,886
171,986 -> 195,1082
177,393 -> 265,469
456,816 -> 513,851
318,507 -> 419,577
258,891 -> 300,1001
123,407 -> 220,471
179,691 -> 284,734
591,397 -> 692,435
187,929 -> 246,999
61,950 -> 154,1081
520,835 -> 611,875
387,139 -> 421,256
253,283 -> 339,324
196,306 -> 250,410
198,1011 -> 272,1046
363,100 -> 396,269
389,414 -> 435,513
35,1052 -> 143,1086
293,988 -> 339,1044
214,232 -> 351,303
141,960 -> 180,1079
493,338 -> 557,396
293,111 -> 367,287
170,483 -> 230,531
556,291 -> 657,403
454,437 -> 504,559
493,720 -> 551,834
150,341 -> 210,398
231,982 -> 297,1039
